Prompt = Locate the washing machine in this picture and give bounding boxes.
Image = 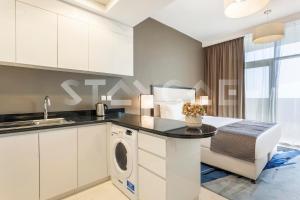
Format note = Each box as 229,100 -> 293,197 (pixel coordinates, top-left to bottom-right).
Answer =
110,125 -> 138,200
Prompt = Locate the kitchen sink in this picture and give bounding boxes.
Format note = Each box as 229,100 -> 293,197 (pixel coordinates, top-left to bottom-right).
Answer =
0,120 -> 35,129
0,118 -> 74,131
33,118 -> 71,126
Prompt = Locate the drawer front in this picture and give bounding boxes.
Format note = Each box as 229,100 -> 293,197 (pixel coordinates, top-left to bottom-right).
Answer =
138,166 -> 166,200
138,132 -> 166,158
138,149 -> 166,178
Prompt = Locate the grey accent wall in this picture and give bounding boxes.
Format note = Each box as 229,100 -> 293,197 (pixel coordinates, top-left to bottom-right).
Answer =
131,18 -> 204,87
124,18 -> 204,114
0,18 -> 204,115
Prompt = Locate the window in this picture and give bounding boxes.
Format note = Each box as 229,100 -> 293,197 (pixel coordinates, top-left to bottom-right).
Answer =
245,66 -> 269,99
278,57 -> 300,98
244,20 -> 300,146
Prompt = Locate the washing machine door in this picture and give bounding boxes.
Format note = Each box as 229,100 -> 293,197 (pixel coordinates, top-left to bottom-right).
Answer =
112,138 -> 133,180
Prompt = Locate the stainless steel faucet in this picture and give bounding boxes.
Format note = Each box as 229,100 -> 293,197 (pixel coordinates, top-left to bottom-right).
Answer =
44,96 -> 51,120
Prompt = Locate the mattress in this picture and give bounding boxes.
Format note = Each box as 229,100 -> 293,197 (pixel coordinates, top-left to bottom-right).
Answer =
201,116 -> 281,160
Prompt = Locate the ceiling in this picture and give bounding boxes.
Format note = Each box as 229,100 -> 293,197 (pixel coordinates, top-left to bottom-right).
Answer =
62,0 -> 175,26
105,0 -> 175,26
152,0 -> 300,46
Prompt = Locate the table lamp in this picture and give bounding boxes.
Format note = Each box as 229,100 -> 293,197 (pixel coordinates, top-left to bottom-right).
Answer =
199,96 -> 209,114
140,94 -> 154,116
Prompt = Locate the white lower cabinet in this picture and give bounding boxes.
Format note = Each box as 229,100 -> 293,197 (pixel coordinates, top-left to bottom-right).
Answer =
138,149 -> 166,178
138,166 -> 166,200
0,124 -> 109,200
138,132 -> 201,200
78,124 -> 108,187
0,133 -> 39,200
138,132 -> 167,200
39,128 -> 78,200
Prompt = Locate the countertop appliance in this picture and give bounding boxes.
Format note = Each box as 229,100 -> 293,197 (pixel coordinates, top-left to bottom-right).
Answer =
110,125 -> 138,200
96,103 -> 108,116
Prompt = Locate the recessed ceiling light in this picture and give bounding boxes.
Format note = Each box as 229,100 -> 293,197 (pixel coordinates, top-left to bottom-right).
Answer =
224,0 -> 270,18
93,0 -> 111,7
60,0 -> 115,14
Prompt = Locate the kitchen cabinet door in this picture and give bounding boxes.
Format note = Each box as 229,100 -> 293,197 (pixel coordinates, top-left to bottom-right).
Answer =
112,32 -> 134,76
89,25 -> 115,74
89,24 -> 133,76
39,128 -> 77,200
58,15 -> 89,71
0,0 -> 15,62
16,2 -> 57,67
138,166 -> 166,200
0,133 -> 39,200
78,124 -> 108,187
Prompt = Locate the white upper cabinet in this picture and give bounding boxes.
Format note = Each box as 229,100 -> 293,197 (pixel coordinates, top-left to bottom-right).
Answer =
39,128 -> 78,200
0,0 -> 133,76
0,0 -> 15,62
89,24 -> 115,74
89,24 -> 134,76
58,15 -> 89,71
16,2 -> 58,68
78,125 -> 108,187
0,133 -> 39,200
112,32 -> 134,76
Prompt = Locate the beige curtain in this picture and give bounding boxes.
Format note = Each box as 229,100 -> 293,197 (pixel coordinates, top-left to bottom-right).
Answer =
204,37 -> 245,118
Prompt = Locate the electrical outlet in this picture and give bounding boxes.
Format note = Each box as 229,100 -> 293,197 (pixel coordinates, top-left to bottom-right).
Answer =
101,96 -> 107,101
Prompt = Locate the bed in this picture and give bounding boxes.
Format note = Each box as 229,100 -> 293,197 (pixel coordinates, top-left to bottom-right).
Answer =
151,85 -> 282,181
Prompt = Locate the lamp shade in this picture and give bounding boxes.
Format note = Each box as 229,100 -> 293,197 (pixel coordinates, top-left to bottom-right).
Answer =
140,95 -> 154,109
224,0 -> 270,18
253,22 -> 285,44
141,115 -> 154,129
199,96 -> 209,106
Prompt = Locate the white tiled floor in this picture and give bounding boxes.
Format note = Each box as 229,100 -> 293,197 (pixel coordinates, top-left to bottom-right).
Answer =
200,187 -> 228,200
63,181 -> 227,200
63,181 -> 129,200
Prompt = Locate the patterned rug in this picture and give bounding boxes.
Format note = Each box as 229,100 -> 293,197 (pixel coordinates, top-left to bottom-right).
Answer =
201,147 -> 300,200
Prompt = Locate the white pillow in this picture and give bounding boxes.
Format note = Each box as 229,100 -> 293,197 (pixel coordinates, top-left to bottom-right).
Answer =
159,103 -> 184,121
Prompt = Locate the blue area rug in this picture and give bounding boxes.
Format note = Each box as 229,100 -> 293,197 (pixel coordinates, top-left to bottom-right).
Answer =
201,163 -> 231,183
201,147 -> 300,184
201,147 -> 300,200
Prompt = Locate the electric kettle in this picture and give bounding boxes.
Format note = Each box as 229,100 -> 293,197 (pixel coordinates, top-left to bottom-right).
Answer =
96,103 -> 108,116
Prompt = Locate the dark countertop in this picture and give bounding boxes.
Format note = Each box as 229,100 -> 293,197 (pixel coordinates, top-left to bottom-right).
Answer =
0,110 -> 216,139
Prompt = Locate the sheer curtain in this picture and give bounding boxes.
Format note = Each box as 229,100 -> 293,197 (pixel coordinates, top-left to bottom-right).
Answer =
244,36 -> 278,122
244,20 -> 300,146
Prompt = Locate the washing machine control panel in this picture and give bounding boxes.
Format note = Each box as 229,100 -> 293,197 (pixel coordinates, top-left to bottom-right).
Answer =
112,125 -> 137,137
126,130 -> 132,136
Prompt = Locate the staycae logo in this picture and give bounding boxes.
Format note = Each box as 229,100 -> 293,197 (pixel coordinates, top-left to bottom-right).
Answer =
61,79 -> 149,106
61,78 -> 219,107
